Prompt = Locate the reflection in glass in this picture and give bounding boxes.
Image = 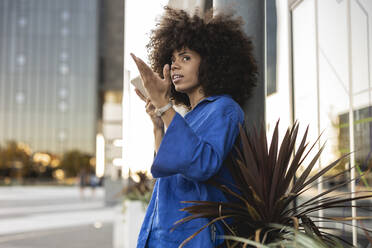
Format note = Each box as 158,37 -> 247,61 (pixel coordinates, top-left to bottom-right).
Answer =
60,52 -> 68,62
59,64 -> 69,75
58,101 -> 68,112
18,17 -> 27,27
290,0 -> 372,245
15,91 -> 25,105
58,130 -> 67,141
17,54 -> 26,66
61,27 -> 69,36
58,88 -> 68,99
61,11 -> 70,21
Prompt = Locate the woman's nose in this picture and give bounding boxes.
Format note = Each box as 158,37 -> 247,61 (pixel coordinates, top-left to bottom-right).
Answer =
171,61 -> 180,71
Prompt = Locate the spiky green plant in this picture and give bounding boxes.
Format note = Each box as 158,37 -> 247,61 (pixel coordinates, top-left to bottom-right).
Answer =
221,224 -> 346,248
175,121 -> 372,247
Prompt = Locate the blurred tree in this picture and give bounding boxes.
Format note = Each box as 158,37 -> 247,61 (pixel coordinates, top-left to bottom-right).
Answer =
0,141 -> 33,179
59,150 -> 93,177
0,144 -> 3,168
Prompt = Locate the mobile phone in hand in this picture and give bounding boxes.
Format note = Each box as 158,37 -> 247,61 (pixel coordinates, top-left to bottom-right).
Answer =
130,76 -> 148,98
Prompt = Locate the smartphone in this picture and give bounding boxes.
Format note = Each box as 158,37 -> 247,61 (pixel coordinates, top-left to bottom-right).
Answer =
130,76 -> 148,98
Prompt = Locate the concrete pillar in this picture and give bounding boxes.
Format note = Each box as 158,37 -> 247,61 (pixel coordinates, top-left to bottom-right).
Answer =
213,0 -> 267,129
168,0 -> 208,14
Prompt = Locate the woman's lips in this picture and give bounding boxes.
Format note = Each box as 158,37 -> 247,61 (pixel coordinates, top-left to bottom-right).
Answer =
172,74 -> 183,83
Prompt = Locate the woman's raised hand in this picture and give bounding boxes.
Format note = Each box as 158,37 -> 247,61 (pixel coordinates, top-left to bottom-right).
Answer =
130,53 -> 171,108
135,89 -> 164,130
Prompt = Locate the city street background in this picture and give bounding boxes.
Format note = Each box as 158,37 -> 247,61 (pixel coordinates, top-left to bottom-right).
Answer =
0,186 -> 115,248
1,0 -> 372,246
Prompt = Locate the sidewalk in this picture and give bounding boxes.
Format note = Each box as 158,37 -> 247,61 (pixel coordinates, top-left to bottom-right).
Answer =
0,186 -> 116,248
0,223 -> 113,248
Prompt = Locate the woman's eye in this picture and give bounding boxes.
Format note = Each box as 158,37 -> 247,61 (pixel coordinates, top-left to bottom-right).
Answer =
182,56 -> 190,62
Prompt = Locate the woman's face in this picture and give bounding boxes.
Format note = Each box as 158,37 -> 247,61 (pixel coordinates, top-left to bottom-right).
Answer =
170,47 -> 201,94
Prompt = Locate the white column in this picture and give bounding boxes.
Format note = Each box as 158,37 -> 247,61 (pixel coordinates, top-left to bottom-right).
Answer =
346,0 -> 357,245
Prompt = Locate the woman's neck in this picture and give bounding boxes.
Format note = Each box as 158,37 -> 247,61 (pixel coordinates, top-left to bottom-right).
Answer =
188,86 -> 206,110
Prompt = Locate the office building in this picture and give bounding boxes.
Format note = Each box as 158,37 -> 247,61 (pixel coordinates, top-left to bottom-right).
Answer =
0,0 -> 99,155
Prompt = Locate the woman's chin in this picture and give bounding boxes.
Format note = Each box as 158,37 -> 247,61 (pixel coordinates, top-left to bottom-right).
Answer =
174,84 -> 201,95
174,86 -> 187,93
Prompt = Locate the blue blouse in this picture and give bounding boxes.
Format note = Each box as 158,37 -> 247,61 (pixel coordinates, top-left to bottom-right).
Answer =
137,94 -> 245,248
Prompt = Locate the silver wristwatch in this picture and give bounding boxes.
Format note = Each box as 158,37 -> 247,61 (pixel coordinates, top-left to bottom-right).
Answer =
155,101 -> 173,117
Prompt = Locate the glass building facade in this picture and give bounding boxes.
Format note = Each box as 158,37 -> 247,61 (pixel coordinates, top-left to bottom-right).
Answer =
0,0 -> 98,155
267,0 -> 372,245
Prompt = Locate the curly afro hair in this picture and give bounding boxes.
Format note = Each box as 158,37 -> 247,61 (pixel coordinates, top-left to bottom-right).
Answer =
147,6 -> 258,107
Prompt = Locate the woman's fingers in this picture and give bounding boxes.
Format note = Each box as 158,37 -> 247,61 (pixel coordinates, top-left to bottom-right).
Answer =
131,53 -> 170,105
145,98 -> 156,113
135,89 -> 147,102
162,64 -> 172,98
147,104 -> 155,112
130,54 -> 147,83
146,105 -> 156,116
130,53 -> 155,84
163,64 -> 171,84
135,56 -> 153,75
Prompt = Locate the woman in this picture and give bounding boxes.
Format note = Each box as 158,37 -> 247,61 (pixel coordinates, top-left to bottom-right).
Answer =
131,7 -> 257,247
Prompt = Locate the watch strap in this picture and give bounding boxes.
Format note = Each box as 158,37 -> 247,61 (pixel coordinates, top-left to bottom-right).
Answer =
155,101 -> 173,117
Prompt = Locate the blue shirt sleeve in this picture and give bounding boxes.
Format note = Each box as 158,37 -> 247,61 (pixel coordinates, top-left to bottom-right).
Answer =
151,106 -> 242,181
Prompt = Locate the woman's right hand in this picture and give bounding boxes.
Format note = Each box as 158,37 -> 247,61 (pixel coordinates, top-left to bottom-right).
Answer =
135,89 -> 164,130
